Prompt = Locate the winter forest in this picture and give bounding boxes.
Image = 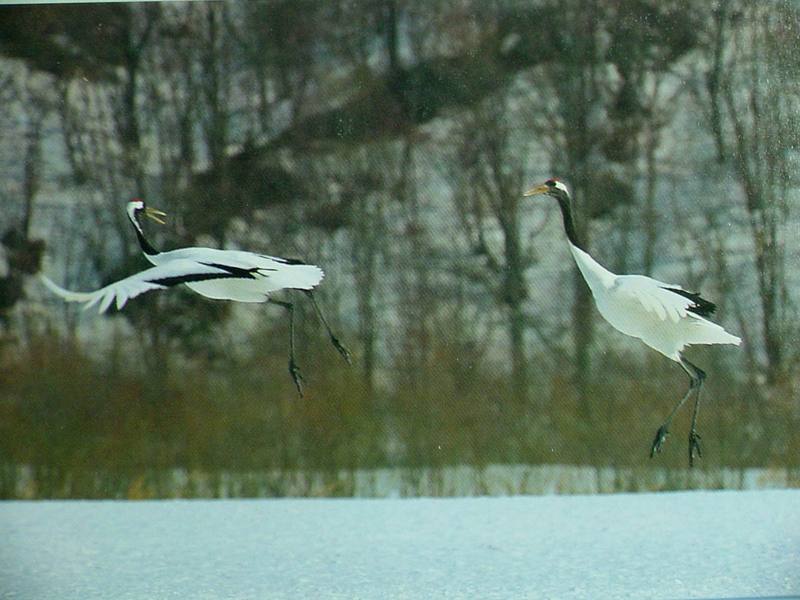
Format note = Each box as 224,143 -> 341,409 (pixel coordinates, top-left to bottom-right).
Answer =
0,1 -> 798,499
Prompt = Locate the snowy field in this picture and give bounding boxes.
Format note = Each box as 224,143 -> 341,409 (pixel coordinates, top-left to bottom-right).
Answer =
1,490 -> 798,600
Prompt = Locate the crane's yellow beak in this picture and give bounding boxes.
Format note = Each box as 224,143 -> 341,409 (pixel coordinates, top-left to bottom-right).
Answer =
144,207 -> 167,224
523,183 -> 550,197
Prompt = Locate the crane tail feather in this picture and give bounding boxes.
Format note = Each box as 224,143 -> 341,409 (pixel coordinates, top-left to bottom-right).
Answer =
282,264 -> 325,290
686,317 -> 742,347
40,275 -> 94,303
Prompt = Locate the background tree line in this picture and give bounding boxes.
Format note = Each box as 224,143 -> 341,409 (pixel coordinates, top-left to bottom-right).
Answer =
0,0 -> 798,498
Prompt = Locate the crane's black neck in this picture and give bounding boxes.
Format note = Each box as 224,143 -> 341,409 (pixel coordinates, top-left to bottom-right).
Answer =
554,193 -> 586,252
130,213 -> 160,257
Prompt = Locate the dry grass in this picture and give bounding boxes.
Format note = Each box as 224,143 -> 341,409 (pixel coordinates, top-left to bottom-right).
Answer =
0,331 -> 796,499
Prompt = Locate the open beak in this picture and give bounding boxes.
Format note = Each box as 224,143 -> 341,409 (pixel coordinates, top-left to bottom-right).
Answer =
523,183 -> 550,197
144,207 -> 167,225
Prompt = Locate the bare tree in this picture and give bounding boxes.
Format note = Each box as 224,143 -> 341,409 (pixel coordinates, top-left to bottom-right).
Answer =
0,69 -> 49,332
694,1 -> 800,384
450,101 -> 535,406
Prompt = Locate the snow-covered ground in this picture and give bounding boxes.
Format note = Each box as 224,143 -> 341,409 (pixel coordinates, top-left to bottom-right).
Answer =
1,490 -> 798,599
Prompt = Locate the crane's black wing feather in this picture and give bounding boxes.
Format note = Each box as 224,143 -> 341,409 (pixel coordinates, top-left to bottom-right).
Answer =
661,287 -> 716,317
150,270 -> 255,287
198,262 -> 261,279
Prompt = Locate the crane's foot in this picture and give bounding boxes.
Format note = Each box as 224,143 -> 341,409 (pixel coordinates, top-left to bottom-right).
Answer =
688,430 -> 702,468
288,359 -> 305,398
330,335 -> 352,365
650,424 -> 670,458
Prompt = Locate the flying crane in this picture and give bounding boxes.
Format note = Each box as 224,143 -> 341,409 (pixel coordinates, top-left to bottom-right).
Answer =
524,179 -> 741,466
42,199 -> 351,397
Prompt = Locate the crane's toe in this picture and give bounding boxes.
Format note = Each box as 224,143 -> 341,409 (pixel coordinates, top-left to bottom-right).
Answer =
330,335 -> 353,365
650,425 -> 670,458
288,359 -> 305,398
688,431 -> 702,467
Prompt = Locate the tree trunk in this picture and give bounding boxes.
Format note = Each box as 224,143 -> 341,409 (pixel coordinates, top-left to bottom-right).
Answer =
501,196 -> 529,406
641,122 -> 659,276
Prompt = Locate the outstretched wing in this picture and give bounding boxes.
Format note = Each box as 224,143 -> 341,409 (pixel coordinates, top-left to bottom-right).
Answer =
613,275 -> 715,323
158,247 -> 325,291
41,259 -> 256,313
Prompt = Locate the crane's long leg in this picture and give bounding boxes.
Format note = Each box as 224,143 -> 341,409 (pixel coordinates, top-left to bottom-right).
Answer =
269,299 -> 304,398
687,360 -> 706,467
650,356 -> 706,463
301,290 -> 352,364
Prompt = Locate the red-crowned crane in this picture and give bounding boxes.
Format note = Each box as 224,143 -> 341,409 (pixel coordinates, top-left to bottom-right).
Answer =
42,199 -> 351,396
524,179 -> 741,466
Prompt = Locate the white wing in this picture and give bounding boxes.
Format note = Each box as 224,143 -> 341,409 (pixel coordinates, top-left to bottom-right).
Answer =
596,274 -> 739,359
612,275 -> 709,323
153,247 -> 324,291
41,259 -> 251,313
156,247 -> 260,268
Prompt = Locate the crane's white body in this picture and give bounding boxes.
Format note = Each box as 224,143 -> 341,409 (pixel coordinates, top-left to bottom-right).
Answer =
569,244 -> 741,361
113,199 -> 325,305
42,252 -> 323,312
144,246 -> 323,303
43,225 -> 324,312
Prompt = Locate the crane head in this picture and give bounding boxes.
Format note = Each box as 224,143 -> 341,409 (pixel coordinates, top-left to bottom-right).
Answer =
523,178 -> 570,199
127,198 -> 167,225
